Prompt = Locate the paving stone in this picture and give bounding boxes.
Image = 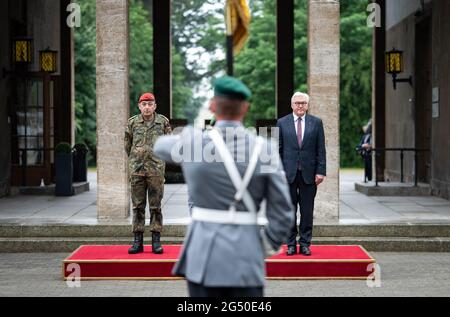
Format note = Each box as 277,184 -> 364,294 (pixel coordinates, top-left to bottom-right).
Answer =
0,252 -> 449,297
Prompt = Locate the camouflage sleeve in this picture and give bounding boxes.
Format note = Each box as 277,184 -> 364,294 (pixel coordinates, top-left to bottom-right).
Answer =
164,118 -> 172,135
124,121 -> 132,157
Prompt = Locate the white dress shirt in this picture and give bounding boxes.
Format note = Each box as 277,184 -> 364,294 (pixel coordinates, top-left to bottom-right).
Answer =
293,112 -> 306,143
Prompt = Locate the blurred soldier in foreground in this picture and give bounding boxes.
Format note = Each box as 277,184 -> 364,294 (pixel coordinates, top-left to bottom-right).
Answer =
125,93 -> 172,254
154,76 -> 293,297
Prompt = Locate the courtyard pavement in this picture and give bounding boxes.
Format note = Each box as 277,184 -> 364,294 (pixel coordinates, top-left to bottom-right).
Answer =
0,169 -> 449,226
0,252 -> 448,297
0,170 -> 449,297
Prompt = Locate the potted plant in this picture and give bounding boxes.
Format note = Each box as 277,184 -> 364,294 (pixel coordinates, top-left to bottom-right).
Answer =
73,143 -> 89,182
55,142 -> 74,196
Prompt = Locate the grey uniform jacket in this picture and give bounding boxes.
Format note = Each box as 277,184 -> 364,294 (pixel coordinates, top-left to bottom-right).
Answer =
153,121 -> 294,287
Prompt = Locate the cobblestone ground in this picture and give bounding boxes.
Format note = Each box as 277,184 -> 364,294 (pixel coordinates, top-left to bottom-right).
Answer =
0,252 -> 449,297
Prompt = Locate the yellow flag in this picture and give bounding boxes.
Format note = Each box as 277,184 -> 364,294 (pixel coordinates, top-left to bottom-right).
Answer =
226,0 -> 251,55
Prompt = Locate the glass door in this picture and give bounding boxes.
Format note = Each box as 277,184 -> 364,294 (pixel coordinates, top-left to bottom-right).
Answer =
11,73 -> 53,186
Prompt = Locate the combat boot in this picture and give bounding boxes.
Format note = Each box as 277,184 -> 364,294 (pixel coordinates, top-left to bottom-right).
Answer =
151,232 -> 164,254
128,232 -> 144,254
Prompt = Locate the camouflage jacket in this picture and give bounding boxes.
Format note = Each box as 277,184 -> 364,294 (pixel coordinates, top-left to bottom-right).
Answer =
125,113 -> 172,177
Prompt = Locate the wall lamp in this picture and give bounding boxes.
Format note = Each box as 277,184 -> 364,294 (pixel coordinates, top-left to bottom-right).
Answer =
385,48 -> 413,90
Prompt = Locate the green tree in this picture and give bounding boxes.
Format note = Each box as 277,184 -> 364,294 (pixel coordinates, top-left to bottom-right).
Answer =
74,0 -> 204,164
74,0 -> 154,164
171,0 -> 224,122
74,0 -> 96,165
340,0 -> 372,167
129,0 -> 153,116
233,0 -> 309,126
234,0 -> 276,126
74,0 -> 372,167
233,0 -> 372,167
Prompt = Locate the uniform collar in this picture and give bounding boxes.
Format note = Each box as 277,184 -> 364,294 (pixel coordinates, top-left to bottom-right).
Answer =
215,120 -> 243,128
137,114 -> 145,123
138,113 -> 163,124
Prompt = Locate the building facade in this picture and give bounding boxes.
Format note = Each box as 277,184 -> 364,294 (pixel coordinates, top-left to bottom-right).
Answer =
0,0 -> 74,196
373,0 -> 449,199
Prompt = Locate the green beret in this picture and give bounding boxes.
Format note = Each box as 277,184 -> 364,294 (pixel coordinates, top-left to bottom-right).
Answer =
213,76 -> 252,100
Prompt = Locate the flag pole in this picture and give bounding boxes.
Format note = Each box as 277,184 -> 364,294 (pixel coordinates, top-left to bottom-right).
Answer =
226,2 -> 234,76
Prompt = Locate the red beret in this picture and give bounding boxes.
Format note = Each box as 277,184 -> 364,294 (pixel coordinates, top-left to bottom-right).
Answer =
139,93 -> 155,103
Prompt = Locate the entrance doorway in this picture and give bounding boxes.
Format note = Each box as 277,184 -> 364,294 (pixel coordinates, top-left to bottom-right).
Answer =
10,73 -> 59,186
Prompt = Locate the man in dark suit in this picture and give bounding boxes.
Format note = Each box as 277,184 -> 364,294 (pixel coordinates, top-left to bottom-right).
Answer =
277,92 -> 326,256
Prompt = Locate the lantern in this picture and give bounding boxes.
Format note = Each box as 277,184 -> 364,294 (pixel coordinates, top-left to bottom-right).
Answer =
385,48 -> 404,74
385,48 -> 412,90
39,47 -> 57,73
12,37 -> 33,64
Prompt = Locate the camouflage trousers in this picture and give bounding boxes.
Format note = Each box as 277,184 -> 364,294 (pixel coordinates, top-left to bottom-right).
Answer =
130,175 -> 164,234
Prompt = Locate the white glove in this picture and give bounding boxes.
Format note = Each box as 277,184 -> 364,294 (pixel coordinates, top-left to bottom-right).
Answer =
260,228 -> 281,258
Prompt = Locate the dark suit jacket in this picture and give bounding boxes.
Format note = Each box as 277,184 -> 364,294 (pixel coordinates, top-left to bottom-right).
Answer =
277,113 -> 326,184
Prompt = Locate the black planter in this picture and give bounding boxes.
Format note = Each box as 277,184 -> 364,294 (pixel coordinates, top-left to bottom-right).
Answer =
73,150 -> 88,182
55,152 -> 74,196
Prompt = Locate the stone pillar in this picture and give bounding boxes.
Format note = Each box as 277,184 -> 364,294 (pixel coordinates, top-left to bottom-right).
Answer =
96,0 -> 130,219
308,0 -> 340,222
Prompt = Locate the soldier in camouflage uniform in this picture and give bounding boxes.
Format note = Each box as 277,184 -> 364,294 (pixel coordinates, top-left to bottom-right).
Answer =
125,93 -> 172,254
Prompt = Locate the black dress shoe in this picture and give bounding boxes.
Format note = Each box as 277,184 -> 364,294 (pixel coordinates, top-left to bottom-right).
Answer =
300,246 -> 311,256
286,245 -> 297,256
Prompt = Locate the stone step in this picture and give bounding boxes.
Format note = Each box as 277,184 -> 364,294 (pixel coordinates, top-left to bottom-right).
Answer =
355,182 -> 431,196
0,236 -> 449,253
0,237 -> 184,253
1,224 -> 450,238
315,224 -> 450,237
314,237 -> 450,252
16,182 -> 90,196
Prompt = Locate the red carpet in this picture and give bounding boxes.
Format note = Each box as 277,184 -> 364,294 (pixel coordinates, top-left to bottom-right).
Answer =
62,245 -> 375,280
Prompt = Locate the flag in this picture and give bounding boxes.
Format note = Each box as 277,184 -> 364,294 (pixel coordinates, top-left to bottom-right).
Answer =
226,0 -> 251,55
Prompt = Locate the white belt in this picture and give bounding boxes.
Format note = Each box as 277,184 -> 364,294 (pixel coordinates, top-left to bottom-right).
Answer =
191,207 -> 268,226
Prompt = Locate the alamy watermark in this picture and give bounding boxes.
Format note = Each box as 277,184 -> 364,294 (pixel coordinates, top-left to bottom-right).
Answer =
165,126 -> 281,175
366,263 -> 382,288
367,3 -> 381,28
66,3 -> 81,28
66,263 -> 81,288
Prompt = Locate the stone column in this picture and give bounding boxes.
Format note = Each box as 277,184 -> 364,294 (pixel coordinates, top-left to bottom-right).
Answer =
96,0 -> 130,219
308,0 -> 340,222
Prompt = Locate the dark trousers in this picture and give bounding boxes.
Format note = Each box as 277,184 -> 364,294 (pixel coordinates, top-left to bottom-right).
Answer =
364,155 -> 372,182
187,281 -> 263,297
287,170 -> 317,247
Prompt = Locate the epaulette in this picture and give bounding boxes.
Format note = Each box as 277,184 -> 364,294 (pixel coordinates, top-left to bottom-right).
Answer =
158,114 -> 170,122
128,115 -> 139,122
